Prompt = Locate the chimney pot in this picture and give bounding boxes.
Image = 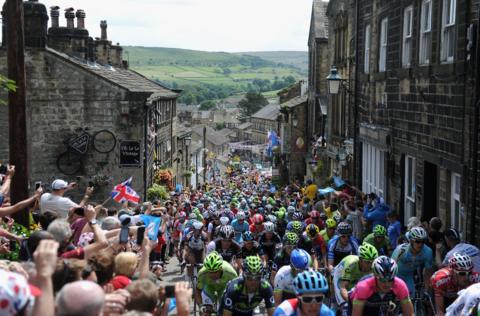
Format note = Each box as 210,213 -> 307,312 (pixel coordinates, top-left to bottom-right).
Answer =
76,9 -> 85,29
65,7 -> 75,29
100,20 -> 108,40
50,6 -> 60,28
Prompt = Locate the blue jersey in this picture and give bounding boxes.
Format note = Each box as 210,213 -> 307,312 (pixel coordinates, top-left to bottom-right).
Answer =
391,243 -> 433,295
273,298 -> 334,316
231,219 -> 249,244
327,235 -> 359,265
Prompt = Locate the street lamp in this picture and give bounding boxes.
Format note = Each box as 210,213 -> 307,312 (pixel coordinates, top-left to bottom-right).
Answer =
292,112 -> 298,127
326,67 -> 342,95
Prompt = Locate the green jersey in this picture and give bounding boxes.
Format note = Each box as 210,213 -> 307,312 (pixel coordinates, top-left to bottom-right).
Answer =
363,233 -> 391,255
338,255 -> 369,289
197,261 -> 238,299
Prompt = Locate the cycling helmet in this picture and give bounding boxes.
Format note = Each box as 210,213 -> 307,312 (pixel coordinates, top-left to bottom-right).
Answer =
236,211 -> 246,220
290,221 -> 303,235
373,225 -> 387,237
243,256 -> 264,275
306,224 -> 320,239
319,212 -> 328,221
372,256 -> 398,281
292,212 -> 303,221
266,214 -> 277,224
257,207 -> 265,215
192,221 -> 204,230
275,210 -> 286,220
204,251 -> 223,272
253,214 -> 264,224
266,204 -> 273,211
409,226 -> 428,241
178,211 -> 187,218
333,213 -> 342,224
264,222 -> 275,232
294,270 -> 329,295
220,216 -> 230,226
243,231 -> 255,241
358,243 -> 379,261
310,210 -> 320,219
337,222 -> 352,236
449,252 -> 474,272
283,232 -> 299,245
326,218 -> 337,229
287,206 -> 295,213
220,225 -> 235,239
290,248 -> 311,270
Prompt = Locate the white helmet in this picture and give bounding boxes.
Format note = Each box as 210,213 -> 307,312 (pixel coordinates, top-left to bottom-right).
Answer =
409,226 -> 428,241
236,211 -> 246,220
220,216 -> 230,226
264,221 -> 275,232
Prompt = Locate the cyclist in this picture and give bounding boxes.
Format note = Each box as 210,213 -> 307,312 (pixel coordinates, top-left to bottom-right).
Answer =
298,224 -> 327,268
445,283 -> 480,316
274,249 -> 311,306
327,222 -> 359,273
259,222 -> 283,265
182,221 -> 208,280
240,231 -> 264,260
273,270 -> 334,316
275,207 -> 288,238
349,256 -> 413,316
305,210 -> 325,230
196,251 -> 238,315
319,218 -> 336,244
250,213 -> 265,240
207,225 -> 242,269
272,232 -> 300,284
363,224 -> 392,256
231,211 -> 250,245
287,220 -> 304,236
431,252 -> 480,316
442,228 -> 480,272
173,211 -> 187,261
391,226 -> 433,296
333,243 -> 378,312
220,256 -> 275,316
207,211 -> 221,242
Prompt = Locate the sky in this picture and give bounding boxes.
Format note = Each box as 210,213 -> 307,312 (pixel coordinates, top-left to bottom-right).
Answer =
39,0 -> 313,52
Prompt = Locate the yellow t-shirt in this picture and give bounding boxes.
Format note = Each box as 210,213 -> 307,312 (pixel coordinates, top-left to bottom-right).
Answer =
304,184 -> 318,201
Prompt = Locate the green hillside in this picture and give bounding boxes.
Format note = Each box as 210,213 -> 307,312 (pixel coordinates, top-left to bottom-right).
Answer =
123,46 -> 307,104
235,51 -> 308,73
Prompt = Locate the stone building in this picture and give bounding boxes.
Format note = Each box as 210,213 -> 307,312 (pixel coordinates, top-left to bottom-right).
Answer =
0,1 -> 178,202
250,103 -> 280,144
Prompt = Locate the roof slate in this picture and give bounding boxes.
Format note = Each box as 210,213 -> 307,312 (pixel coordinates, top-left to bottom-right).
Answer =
280,95 -> 308,108
191,125 -> 229,146
251,103 -> 280,121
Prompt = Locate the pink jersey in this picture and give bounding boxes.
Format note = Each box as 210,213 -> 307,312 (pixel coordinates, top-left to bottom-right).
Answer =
350,276 -> 410,302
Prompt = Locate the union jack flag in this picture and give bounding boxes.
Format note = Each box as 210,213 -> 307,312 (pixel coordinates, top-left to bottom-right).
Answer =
111,177 -> 140,204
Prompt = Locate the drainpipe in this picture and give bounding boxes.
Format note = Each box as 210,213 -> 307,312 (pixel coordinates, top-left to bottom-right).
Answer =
353,0 -> 360,187
143,101 -> 149,202
470,7 -> 480,243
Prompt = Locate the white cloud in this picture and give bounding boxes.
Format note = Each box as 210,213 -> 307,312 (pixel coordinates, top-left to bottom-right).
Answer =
39,0 -> 312,52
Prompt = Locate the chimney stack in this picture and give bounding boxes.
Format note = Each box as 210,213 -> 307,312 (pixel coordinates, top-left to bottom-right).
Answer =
75,9 -> 85,29
65,7 -> 74,28
50,6 -> 59,27
100,20 -> 107,40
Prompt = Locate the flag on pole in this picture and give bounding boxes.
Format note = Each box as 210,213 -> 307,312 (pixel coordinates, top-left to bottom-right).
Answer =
111,177 -> 140,204
140,215 -> 162,240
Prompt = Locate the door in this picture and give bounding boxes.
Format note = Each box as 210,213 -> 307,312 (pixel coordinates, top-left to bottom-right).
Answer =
423,161 -> 438,221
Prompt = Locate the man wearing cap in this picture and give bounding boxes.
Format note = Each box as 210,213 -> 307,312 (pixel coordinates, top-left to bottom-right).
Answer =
39,179 -> 93,218
442,228 -> 480,273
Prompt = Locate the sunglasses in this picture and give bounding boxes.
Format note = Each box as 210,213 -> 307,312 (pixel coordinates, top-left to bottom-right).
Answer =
455,271 -> 470,276
413,240 -> 425,244
377,277 -> 394,283
340,235 -> 349,239
300,295 -> 324,304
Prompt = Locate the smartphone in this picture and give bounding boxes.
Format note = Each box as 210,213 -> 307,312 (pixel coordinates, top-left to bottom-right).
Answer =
35,181 -> 42,190
164,285 -> 175,298
119,225 -> 129,244
136,225 -> 145,245
88,181 -> 94,188
9,240 -> 16,252
73,207 -> 85,216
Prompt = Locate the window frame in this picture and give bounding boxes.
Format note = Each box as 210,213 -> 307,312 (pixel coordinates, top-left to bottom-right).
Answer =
379,18 -> 388,72
362,143 -> 385,198
404,155 -> 416,223
441,0 -> 456,63
364,24 -> 371,74
402,6 -> 413,68
451,173 -> 463,231
419,0 -> 432,65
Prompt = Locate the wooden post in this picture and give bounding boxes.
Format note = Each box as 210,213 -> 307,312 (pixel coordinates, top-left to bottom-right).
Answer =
6,0 -> 29,225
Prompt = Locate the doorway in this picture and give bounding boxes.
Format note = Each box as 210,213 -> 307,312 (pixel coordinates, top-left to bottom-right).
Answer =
423,161 -> 438,221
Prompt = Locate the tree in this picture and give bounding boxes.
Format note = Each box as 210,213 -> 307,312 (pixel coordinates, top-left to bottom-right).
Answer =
199,100 -> 216,111
238,92 -> 268,122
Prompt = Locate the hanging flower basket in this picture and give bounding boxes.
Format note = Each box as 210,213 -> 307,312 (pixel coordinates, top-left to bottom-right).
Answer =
153,169 -> 174,191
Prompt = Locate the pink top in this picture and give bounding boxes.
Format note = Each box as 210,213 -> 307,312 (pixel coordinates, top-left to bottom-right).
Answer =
350,276 -> 410,302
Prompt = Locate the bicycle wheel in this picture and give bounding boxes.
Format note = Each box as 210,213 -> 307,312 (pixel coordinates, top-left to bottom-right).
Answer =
92,130 -> 116,153
56,151 -> 82,175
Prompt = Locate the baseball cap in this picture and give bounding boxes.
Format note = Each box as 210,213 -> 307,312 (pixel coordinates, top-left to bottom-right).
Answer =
0,269 -> 41,316
51,179 -> 68,190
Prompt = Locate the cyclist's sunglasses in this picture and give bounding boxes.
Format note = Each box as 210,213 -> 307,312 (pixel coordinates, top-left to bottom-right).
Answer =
340,235 -> 350,239
300,295 -> 324,304
413,240 -> 425,244
377,277 -> 394,283
455,271 -> 470,276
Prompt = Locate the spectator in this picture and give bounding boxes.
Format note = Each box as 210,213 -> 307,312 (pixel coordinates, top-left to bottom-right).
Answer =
443,228 -> 480,272
39,179 -> 93,218
125,279 -> 158,313
386,210 -> 402,248
56,280 -> 105,316
111,252 -> 137,290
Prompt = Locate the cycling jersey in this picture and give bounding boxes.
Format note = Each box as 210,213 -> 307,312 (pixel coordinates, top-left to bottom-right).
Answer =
213,239 -> 241,263
240,242 -> 264,259
298,232 -> 326,258
220,277 -> 275,316
446,283 -> 480,316
363,233 -> 391,256
273,298 -> 335,316
185,231 -> 208,251
273,250 -> 291,271
197,261 -> 238,302
231,219 -> 250,244
258,232 -> 282,260
350,276 -> 410,314
391,243 -> 433,295
333,255 -> 370,305
327,235 -> 359,266
443,243 -> 480,272
319,229 -> 334,244
274,265 -> 297,300
173,219 -> 185,239
431,267 -> 480,298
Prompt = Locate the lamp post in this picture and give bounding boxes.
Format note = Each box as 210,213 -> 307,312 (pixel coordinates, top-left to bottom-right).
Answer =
326,67 -> 343,95
184,135 -> 191,187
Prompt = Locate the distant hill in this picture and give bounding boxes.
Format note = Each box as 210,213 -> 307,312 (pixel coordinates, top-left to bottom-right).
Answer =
123,46 -> 307,105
